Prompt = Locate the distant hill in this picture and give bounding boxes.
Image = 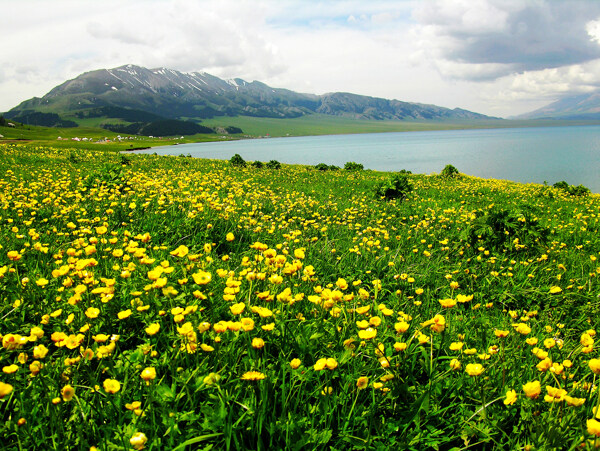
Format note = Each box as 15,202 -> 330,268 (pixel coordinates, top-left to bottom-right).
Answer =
6,64 -> 497,129
515,91 -> 600,120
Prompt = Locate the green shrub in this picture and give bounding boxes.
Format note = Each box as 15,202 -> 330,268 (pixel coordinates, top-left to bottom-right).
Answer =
461,207 -> 549,254
230,153 -> 246,167
374,173 -> 413,201
315,163 -> 340,171
553,180 -> 590,196
441,164 -> 460,178
266,160 -> 281,169
344,161 -> 364,171
251,160 -> 264,169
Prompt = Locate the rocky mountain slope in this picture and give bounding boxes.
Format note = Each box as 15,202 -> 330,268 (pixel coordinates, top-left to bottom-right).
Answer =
516,91 -> 600,120
6,64 -> 496,124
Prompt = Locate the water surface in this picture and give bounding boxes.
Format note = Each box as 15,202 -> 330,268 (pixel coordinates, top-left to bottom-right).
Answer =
134,125 -> 600,192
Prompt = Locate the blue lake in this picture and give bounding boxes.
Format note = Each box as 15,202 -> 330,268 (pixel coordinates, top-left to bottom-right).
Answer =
134,125 -> 600,193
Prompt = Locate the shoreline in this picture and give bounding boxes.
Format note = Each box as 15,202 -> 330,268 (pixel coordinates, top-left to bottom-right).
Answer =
124,119 -> 600,152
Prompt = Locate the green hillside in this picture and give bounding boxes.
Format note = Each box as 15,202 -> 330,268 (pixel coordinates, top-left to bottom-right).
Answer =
0,142 -> 599,449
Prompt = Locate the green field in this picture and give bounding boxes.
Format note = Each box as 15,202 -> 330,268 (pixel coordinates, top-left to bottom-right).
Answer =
201,114 -> 600,137
1,142 -> 600,449
4,115 -> 600,152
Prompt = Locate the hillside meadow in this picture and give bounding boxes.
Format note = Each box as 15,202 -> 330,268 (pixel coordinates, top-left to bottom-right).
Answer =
1,143 -> 600,450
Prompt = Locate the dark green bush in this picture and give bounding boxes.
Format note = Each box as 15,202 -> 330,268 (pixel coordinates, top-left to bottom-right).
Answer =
315,163 -> 340,171
461,207 -> 549,255
230,154 -> 246,167
553,181 -> 590,196
266,160 -> 281,169
251,161 -> 264,169
344,161 -> 364,171
374,173 -> 413,201
441,164 -> 460,179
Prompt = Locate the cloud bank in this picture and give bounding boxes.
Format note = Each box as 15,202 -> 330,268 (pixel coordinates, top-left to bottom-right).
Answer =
2,0 -> 600,116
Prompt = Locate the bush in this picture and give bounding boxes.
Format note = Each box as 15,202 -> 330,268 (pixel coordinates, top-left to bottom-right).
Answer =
344,161 -> 364,171
374,173 -> 413,201
315,163 -> 340,171
266,160 -> 281,169
553,181 -> 590,196
441,164 -> 460,179
461,207 -> 549,255
251,161 -> 264,169
230,153 -> 246,167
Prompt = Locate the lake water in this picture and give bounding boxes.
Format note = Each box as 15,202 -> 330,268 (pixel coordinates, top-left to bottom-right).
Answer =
134,125 -> 600,193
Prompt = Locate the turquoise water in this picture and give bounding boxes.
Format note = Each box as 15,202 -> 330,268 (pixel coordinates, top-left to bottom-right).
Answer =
135,125 -> 600,193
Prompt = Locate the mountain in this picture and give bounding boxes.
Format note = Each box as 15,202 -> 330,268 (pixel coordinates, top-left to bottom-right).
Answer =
6,64 -> 496,126
515,91 -> 600,120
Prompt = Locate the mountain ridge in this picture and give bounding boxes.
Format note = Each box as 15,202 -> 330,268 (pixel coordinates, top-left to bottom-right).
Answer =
6,64 -> 498,125
515,91 -> 600,120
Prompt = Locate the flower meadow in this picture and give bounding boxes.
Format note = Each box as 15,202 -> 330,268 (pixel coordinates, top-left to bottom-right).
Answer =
1,144 -> 600,450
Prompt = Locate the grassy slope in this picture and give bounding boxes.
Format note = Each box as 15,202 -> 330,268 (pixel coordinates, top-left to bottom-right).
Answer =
197,114 -> 600,137
0,143 -> 599,449
3,114 -> 600,151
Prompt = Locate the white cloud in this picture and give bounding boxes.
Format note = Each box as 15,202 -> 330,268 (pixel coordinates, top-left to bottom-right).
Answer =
2,0 -> 600,117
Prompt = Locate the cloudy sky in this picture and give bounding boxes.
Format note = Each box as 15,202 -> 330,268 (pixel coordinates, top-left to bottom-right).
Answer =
3,0 -> 600,117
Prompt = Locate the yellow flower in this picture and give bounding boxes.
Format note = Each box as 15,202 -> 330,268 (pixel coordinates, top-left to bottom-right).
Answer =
290,358 -> 301,369
358,328 -> 377,340
449,359 -> 461,371
61,384 -> 75,402
170,245 -> 189,258
192,271 -> 211,285
241,371 -> 266,381
549,286 -> 562,294
0,381 -> 13,399
85,307 -> 100,319
356,376 -> 369,390
326,358 -> 338,370
130,432 -> 148,450
2,365 -> 18,374
103,379 -> 121,394
226,233 -> 235,242
117,309 -> 132,320
230,303 -> 245,315
588,418 -> 600,437
514,323 -> 531,335
504,389 -> 517,406
465,363 -> 484,376
141,367 -> 156,381
33,344 -> 49,359
145,323 -> 160,335
581,333 -> 595,347
523,381 -> 541,399
438,298 -> 456,308
252,338 -> 265,349
7,251 -> 21,261
589,359 -> 600,374
565,395 -> 585,407
394,342 -> 407,352
314,358 -> 327,371
494,329 -> 510,338
449,342 -> 464,351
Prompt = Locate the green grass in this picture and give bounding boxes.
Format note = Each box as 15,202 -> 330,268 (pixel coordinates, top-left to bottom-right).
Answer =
201,114 -> 600,137
0,123 -> 231,152
5,114 -> 600,152
1,142 -> 600,449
